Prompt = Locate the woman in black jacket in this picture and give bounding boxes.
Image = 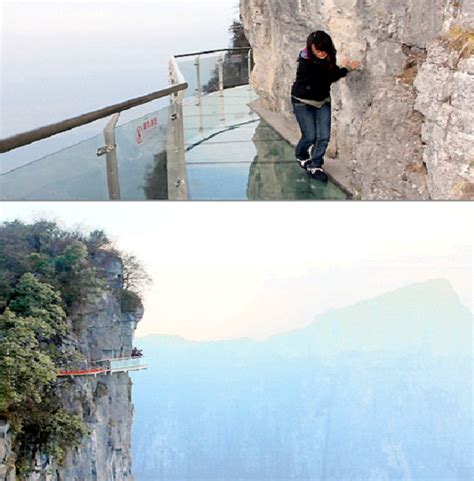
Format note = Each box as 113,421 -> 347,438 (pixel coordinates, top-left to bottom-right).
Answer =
291,31 -> 359,182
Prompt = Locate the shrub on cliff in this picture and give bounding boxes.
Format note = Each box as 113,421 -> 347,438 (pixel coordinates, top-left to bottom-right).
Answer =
0,220 -> 105,310
0,274 -> 85,471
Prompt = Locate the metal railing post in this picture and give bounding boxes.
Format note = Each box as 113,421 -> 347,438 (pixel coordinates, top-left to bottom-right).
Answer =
248,49 -> 253,90
102,113 -> 121,200
176,101 -> 185,169
171,95 -> 180,157
218,53 -> 225,97
218,53 -> 226,125
195,55 -> 204,133
195,55 -> 202,103
168,56 -> 189,200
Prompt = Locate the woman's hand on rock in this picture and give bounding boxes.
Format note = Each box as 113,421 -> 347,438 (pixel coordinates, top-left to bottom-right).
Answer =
349,60 -> 361,70
341,57 -> 361,70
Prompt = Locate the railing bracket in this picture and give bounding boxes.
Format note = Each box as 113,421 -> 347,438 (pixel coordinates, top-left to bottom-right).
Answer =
96,144 -> 116,157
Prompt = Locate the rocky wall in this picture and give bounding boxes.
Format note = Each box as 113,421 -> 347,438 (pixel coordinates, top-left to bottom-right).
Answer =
240,0 -> 473,199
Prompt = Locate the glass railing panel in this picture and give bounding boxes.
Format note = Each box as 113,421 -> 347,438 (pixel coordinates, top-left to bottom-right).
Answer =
0,130 -> 109,200
182,86 -> 259,149
177,55 -> 221,99
199,54 -> 224,95
223,50 -> 251,89
174,57 -> 198,99
176,49 -> 251,101
113,105 -> 172,200
110,358 -> 147,372
0,100 -> 175,200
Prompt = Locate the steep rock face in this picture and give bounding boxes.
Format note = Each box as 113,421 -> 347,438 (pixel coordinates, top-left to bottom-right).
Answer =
240,0 -> 473,199
53,253 -> 143,481
415,37 -> 474,199
0,422 -> 14,481
1,253 -> 143,481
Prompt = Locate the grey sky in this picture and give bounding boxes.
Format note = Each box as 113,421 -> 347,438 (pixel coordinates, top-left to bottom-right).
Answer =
1,202 -> 471,341
1,1 -> 239,136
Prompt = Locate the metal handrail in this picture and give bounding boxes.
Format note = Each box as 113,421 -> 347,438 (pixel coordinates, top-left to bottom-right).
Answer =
91,356 -> 144,364
174,47 -> 251,59
0,83 -> 188,153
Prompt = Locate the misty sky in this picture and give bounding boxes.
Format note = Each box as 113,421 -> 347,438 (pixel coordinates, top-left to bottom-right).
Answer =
2,0 -> 238,132
1,0 -> 240,168
1,202 -> 471,341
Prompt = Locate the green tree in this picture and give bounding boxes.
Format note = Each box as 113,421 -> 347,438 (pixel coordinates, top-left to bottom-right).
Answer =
8,273 -> 66,339
85,229 -> 113,254
121,254 -> 150,314
0,311 -> 57,412
55,240 -> 104,305
122,253 -> 151,294
229,19 -> 250,48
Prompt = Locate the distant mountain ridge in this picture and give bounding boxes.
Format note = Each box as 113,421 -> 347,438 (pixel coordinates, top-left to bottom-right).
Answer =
132,279 -> 472,480
267,278 -> 471,358
138,278 -> 471,355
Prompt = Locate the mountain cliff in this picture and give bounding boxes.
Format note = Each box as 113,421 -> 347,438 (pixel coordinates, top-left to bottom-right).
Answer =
0,222 -> 145,481
240,0 -> 473,200
132,279 -> 472,481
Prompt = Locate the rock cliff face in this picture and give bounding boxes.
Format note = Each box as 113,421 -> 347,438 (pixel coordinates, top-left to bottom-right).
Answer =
0,253 -> 143,481
240,0 -> 473,199
0,422 -> 14,481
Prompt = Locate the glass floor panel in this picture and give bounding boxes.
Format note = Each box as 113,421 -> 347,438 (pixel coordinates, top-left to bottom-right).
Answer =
185,119 -> 348,201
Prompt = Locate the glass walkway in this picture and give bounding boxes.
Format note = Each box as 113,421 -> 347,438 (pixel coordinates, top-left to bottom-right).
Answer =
182,87 -> 346,200
0,49 -> 348,201
57,356 -> 147,377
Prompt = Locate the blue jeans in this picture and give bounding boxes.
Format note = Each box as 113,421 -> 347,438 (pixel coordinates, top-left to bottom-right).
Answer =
292,99 -> 331,169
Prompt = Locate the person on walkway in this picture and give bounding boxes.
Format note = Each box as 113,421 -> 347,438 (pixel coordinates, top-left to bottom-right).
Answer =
291,31 -> 360,182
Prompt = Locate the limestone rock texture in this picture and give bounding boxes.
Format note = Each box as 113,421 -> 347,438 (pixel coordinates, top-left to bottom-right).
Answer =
240,0 -> 473,199
1,253 -> 143,481
0,422 -> 14,481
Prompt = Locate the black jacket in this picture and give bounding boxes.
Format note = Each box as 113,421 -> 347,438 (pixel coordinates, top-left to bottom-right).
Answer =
291,49 -> 348,101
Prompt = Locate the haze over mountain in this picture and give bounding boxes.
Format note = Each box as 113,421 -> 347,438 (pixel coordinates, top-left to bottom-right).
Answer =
132,279 -> 472,480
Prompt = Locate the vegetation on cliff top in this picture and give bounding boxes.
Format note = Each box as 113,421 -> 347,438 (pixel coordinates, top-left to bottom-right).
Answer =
0,220 -> 149,473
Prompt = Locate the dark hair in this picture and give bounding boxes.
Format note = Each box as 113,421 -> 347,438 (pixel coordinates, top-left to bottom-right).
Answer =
306,31 -> 337,68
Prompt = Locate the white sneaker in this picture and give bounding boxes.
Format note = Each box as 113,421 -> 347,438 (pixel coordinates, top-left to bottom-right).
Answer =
296,158 -> 310,169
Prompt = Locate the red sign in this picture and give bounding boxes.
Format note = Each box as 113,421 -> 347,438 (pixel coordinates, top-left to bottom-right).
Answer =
136,116 -> 159,145
136,126 -> 143,144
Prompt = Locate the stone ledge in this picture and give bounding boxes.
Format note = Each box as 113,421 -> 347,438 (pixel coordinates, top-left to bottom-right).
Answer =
248,99 -> 356,198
